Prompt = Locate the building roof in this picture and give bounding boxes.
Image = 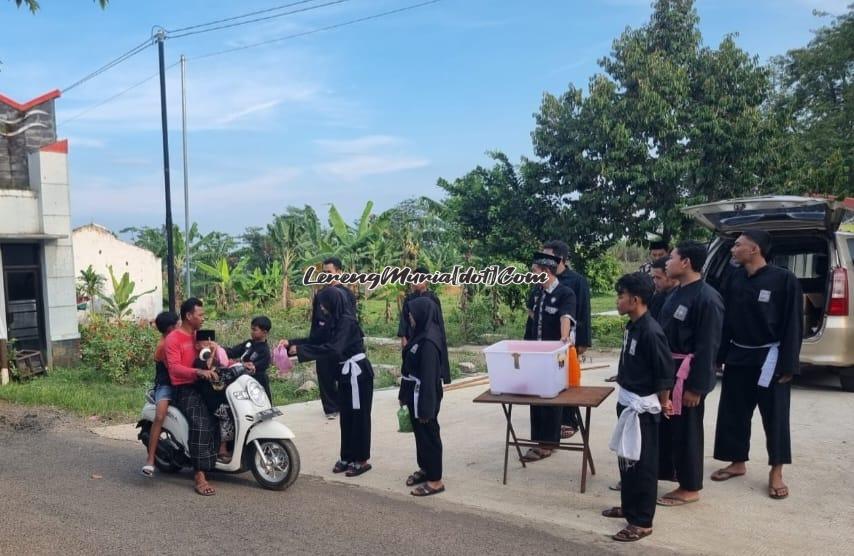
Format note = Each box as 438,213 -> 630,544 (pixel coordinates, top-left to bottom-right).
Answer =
72,223 -> 160,259
0,90 -> 61,112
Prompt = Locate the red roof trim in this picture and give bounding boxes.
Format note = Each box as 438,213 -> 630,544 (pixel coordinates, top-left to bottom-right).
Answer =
0,90 -> 61,112
40,139 -> 68,154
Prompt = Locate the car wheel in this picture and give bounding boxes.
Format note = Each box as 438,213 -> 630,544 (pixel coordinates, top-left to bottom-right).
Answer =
840,368 -> 854,393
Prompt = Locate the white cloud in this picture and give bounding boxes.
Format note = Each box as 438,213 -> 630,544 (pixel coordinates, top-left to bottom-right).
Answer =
315,154 -> 429,180
314,135 -> 402,153
793,0 -> 849,14
67,136 -> 106,149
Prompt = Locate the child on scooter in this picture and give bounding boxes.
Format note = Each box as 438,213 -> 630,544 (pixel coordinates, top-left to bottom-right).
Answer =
224,316 -> 273,402
142,311 -> 180,477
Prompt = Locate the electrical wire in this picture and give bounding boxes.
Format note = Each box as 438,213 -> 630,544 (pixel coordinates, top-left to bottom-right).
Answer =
167,0 -> 323,34
61,38 -> 154,93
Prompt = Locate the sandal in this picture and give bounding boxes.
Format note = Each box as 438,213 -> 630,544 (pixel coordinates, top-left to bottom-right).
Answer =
141,464 -> 155,478
710,468 -> 746,481
560,426 -> 577,439
520,448 -> 551,463
769,485 -> 789,500
601,507 -> 624,518
194,481 -> 216,496
656,495 -> 698,507
217,454 -> 232,464
406,470 -> 427,487
411,484 -> 445,497
604,375 -> 618,383
332,460 -> 351,474
613,525 -> 652,542
345,463 -> 372,477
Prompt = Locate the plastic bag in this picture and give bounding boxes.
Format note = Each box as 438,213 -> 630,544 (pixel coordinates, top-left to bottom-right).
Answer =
272,344 -> 294,377
397,405 -> 413,433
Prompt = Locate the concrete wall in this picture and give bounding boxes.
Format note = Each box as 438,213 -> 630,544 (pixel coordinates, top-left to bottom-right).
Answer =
0,95 -> 58,190
28,148 -> 79,366
73,224 -> 163,321
0,189 -> 41,235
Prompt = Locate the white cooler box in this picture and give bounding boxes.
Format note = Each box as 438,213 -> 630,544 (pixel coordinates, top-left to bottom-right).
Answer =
482,340 -> 569,398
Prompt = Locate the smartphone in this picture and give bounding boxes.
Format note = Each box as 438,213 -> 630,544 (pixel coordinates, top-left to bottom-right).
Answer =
196,329 -> 216,342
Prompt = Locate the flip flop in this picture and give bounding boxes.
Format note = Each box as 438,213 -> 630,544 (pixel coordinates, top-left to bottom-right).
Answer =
411,484 -> 445,497
194,481 -> 215,496
332,461 -> 351,474
608,481 -> 622,491
406,470 -> 427,487
217,455 -> 232,464
345,463 -> 372,477
604,375 -> 618,383
141,465 -> 155,478
710,468 -> 746,481
520,448 -> 551,463
613,525 -> 652,542
656,496 -> 698,507
601,507 -> 624,518
560,426 -> 577,439
769,486 -> 789,500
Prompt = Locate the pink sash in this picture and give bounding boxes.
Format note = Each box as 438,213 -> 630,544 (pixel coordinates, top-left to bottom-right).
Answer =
671,353 -> 694,416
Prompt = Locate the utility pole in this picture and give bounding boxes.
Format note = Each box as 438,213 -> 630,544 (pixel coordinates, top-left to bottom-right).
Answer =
180,54 -> 191,298
156,28 -> 176,312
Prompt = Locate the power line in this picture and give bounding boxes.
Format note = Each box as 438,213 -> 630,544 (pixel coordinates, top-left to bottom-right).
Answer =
191,0 -> 442,61
59,61 -> 180,126
167,0 -> 323,34
62,38 -> 154,93
166,0 -> 351,39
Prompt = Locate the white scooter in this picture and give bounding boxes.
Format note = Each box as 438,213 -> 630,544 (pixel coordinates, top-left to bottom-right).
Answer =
136,363 -> 300,490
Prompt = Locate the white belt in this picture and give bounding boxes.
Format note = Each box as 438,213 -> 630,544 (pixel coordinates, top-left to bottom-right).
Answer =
340,353 -> 367,409
401,374 -> 422,419
731,340 -> 780,388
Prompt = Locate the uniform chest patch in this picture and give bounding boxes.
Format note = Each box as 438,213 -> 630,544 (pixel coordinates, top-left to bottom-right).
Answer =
410,343 -> 419,354
545,306 -> 558,315
758,289 -> 771,303
629,339 -> 637,356
674,305 -> 688,321
551,297 -> 556,303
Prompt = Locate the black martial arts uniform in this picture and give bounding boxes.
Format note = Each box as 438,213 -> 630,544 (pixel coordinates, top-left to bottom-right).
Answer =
309,284 -> 356,416
525,279 -> 577,446
225,339 -> 272,402
399,297 -> 449,482
555,268 -> 592,430
616,312 -> 675,529
714,264 -> 802,466
657,280 -> 724,491
294,287 -> 374,464
648,288 -> 674,323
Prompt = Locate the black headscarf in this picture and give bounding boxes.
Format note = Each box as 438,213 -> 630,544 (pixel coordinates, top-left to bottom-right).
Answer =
317,286 -> 363,339
406,296 -> 451,384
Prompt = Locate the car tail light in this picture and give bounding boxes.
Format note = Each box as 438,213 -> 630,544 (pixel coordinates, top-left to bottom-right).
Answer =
827,267 -> 849,316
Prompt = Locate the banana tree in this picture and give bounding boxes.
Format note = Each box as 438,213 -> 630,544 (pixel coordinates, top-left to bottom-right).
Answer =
196,257 -> 248,311
99,265 -> 156,321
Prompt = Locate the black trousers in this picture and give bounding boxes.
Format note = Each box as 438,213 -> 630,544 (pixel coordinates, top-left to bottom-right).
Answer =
408,402 -> 443,482
561,406 -> 581,428
659,396 -> 705,491
316,358 -> 339,415
338,362 -> 374,463
714,364 -> 792,466
617,404 -> 660,529
530,406 -> 561,445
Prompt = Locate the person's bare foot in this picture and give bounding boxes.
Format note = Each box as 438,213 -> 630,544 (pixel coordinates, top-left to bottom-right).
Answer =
657,488 -> 700,506
769,467 -> 789,499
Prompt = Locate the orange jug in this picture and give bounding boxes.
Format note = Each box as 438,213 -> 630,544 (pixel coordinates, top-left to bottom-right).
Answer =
568,345 -> 581,387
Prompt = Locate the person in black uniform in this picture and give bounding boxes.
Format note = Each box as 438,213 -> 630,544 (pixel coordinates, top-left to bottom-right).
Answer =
520,252 -> 577,462
284,287 -> 375,477
648,256 -> 678,322
399,296 -> 451,496
224,315 -> 272,402
656,241 -> 724,507
542,241 -> 592,439
711,230 -> 802,500
602,272 -> 674,542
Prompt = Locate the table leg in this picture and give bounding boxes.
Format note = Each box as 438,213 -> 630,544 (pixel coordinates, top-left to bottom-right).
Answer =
502,403 -> 510,485
580,406 -> 593,493
503,403 -> 525,468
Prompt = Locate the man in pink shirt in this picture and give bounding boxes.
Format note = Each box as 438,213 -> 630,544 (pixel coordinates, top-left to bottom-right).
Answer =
165,297 -> 219,496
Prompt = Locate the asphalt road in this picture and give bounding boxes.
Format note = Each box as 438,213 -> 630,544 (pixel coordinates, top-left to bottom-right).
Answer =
0,406 -> 645,556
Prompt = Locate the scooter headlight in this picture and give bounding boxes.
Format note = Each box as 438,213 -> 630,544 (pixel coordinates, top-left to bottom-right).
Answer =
247,381 -> 267,407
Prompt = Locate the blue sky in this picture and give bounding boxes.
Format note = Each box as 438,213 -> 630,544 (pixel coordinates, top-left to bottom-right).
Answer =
0,0 -> 848,237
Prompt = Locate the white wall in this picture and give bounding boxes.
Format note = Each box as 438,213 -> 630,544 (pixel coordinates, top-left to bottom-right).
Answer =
0,189 -> 40,236
72,224 -> 163,321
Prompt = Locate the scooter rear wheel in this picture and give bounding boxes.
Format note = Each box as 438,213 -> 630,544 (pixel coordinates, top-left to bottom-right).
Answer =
249,439 -> 300,491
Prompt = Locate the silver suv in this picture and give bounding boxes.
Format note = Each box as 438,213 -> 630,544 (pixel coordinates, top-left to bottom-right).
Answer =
684,196 -> 854,392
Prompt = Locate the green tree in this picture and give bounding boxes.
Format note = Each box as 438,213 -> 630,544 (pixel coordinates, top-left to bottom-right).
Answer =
77,264 -> 105,314
99,265 -> 156,321
195,257 -> 247,311
11,0 -> 108,12
770,7 -> 853,197
532,0 -> 775,259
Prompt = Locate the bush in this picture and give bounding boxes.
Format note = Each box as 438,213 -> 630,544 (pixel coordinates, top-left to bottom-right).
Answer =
80,315 -> 160,383
585,254 -> 623,294
591,315 -> 626,349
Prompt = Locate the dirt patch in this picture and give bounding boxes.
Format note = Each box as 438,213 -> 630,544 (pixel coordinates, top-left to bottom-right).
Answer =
0,401 -> 78,435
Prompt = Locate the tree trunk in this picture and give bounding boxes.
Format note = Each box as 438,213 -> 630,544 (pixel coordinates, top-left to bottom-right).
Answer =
281,276 -> 290,310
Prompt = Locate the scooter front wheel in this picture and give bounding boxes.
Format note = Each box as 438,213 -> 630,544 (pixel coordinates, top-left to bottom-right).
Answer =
249,439 -> 300,491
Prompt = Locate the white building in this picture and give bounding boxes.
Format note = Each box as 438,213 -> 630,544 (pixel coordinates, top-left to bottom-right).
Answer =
1,90 -> 79,366
72,224 -> 163,321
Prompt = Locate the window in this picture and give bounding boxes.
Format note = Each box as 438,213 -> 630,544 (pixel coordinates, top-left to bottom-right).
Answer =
0,244 -> 40,267
772,252 -> 826,279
